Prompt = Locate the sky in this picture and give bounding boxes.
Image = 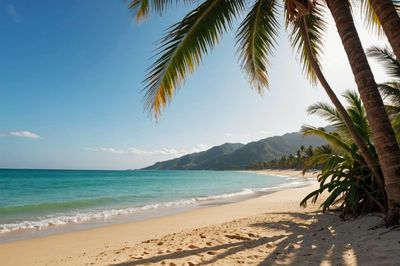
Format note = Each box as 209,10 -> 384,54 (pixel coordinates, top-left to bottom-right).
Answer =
0,0 -> 391,170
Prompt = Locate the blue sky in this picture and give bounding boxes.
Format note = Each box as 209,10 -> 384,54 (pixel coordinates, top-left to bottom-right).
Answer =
0,1 -> 390,169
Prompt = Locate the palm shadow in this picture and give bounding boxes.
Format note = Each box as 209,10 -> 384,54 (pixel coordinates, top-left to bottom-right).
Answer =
251,212 -> 351,265
111,211 -> 370,266
111,234 -> 282,266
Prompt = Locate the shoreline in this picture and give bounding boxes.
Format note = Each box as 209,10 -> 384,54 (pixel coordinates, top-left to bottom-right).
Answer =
0,170 -> 318,266
248,169 -> 319,179
1,169 -> 398,265
0,170 -> 311,244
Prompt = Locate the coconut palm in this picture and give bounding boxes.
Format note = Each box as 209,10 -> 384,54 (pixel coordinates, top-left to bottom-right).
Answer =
286,2 -> 384,191
360,0 -> 400,60
129,0 -> 400,225
325,0 -> 400,226
129,0 -> 382,189
301,90 -> 387,217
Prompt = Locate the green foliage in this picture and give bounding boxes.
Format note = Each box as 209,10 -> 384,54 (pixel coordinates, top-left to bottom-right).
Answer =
141,0 -> 247,118
129,0 -> 399,118
367,46 -> 400,79
129,0 -> 197,22
145,132 -> 326,170
247,145 -> 317,170
236,0 -> 279,91
367,45 -> 400,141
306,90 -> 371,144
300,90 -> 387,218
286,1 -> 327,85
351,0 -> 400,36
129,0 -> 331,118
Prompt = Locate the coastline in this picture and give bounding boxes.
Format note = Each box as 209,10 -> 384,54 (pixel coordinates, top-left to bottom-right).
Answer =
248,169 -> 319,179
0,170 -> 310,243
1,170 -> 398,265
0,170 -> 318,266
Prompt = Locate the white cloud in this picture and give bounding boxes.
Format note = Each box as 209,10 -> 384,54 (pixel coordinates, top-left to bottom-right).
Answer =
0,131 -> 41,139
7,4 -> 22,23
85,147 -> 126,154
86,144 -> 209,157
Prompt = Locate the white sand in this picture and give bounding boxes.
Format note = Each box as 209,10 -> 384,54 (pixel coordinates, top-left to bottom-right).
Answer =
1,170 -> 399,265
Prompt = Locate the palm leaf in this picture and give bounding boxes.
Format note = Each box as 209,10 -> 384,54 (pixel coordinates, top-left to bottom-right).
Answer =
378,82 -> 400,105
301,125 -> 353,155
129,0 -> 196,21
286,2 -> 327,85
351,0 -> 400,36
366,46 -> 400,80
143,0 -> 246,118
352,0 -> 383,36
342,90 -> 371,142
307,102 -> 341,124
235,0 -> 280,92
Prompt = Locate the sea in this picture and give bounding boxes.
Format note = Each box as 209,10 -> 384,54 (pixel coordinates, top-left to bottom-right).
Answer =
0,169 -> 313,243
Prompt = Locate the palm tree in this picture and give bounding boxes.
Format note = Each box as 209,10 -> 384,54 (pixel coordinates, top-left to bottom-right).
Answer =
129,0 -> 382,187
326,0 -> 400,226
301,90 -> 387,217
364,0 -> 400,60
286,3 -> 384,193
129,0 -> 400,224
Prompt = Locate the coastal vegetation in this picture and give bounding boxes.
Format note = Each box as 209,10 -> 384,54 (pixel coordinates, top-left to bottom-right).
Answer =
299,90 -> 387,218
246,145 -> 316,170
144,133 -> 324,170
130,0 -> 400,225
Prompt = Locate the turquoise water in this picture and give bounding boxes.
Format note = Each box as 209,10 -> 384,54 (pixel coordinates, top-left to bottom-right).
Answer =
0,169 -> 307,239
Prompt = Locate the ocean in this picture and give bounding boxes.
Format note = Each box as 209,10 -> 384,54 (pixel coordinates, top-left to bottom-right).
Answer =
0,169 -> 311,242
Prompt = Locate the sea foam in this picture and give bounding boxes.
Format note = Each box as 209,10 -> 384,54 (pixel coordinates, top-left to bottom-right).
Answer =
0,178 -> 311,234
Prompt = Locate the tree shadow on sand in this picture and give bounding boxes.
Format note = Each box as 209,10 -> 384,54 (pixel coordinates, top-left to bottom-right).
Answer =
251,212 -> 354,265
111,211 -> 383,266
111,234 -> 283,265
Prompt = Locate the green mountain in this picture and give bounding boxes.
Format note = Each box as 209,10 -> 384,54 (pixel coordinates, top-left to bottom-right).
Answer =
143,131 -> 325,170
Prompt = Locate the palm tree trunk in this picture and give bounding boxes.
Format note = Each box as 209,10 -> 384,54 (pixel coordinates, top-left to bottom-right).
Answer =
326,0 -> 400,225
370,0 -> 400,60
299,17 -> 386,204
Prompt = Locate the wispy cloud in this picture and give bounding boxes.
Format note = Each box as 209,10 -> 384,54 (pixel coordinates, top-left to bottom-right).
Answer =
0,131 -> 41,139
86,144 -> 209,157
7,4 -> 22,23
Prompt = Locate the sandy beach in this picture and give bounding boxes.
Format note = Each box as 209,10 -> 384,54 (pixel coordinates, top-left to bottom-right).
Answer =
1,170 -> 399,266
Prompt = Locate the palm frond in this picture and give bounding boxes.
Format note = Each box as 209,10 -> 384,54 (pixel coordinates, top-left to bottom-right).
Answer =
351,0 -> 383,36
286,1 -> 327,85
306,102 -> 341,124
378,82 -> 400,106
143,0 -> 246,118
129,0 -> 197,22
342,90 -> 371,142
301,125 -> 353,155
235,0 -> 280,92
367,46 -> 400,80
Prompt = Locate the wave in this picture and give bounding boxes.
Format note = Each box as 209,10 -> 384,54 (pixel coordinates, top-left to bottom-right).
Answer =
0,179 -> 311,234
0,198 -> 197,234
0,197 -> 119,216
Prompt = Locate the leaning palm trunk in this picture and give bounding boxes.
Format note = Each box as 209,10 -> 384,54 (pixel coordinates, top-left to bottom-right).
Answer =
326,0 -> 400,225
369,0 -> 400,61
298,17 -> 385,197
